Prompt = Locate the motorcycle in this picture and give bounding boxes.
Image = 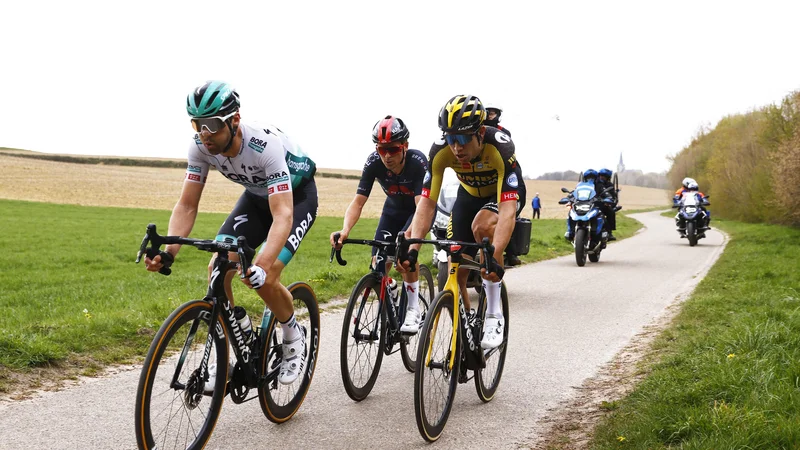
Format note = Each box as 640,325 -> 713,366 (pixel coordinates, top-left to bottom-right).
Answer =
673,192 -> 710,246
559,183 -> 616,267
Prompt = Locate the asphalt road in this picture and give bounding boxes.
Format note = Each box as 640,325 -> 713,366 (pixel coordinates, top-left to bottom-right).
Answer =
0,211 -> 726,449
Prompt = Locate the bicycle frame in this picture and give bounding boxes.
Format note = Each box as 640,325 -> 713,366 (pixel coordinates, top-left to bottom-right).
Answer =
136,224 -> 278,395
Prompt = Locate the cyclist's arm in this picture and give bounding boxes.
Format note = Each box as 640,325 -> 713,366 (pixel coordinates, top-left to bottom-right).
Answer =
254,191 -> 293,272
408,196 -> 435,244
493,201 -> 516,261
165,176 -> 205,257
337,194 -> 368,239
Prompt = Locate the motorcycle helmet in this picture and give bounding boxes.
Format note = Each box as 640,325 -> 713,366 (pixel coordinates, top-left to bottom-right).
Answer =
583,169 -> 598,181
598,168 -> 613,179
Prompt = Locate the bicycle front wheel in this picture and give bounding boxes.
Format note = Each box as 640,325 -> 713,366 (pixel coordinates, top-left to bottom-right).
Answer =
414,290 -> 460,442
340,273 -> 385,401
475,281 -> 510,402
258,282 -> 321,423
135,300 -> 229,450
401,264 -> 434,372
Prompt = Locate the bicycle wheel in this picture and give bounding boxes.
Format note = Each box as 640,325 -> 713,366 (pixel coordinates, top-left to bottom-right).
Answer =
401,264 -> 434,372
258,282 -> 321,423
475,282 -> 510,402
135,300 -> 229,450
414,290 -> 460,442
340,273 -> 386,401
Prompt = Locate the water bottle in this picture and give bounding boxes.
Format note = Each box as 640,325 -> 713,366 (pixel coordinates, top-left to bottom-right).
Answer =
388,279 -> 400,307
233,306 -> 254,345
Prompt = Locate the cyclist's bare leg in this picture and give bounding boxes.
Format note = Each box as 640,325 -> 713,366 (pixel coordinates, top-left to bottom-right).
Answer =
208,252 -> 238,307
254,260 -> 293,322
472,210 -> 498,254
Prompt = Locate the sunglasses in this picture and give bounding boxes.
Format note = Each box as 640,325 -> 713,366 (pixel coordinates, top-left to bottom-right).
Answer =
191,110 -> 238,134
377,145 -> 404,155
444,133 -> 475,146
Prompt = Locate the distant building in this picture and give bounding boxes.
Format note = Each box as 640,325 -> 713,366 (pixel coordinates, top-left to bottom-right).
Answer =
617,153 -> 625,174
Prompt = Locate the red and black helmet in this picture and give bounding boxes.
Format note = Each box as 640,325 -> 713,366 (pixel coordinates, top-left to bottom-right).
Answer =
372,115 -> 410,144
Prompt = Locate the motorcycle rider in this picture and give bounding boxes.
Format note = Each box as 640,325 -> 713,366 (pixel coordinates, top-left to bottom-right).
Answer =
565,169 -> 601,240
596,168 -> 618,241
483,104 -> 511,137
674,178 -> 710,236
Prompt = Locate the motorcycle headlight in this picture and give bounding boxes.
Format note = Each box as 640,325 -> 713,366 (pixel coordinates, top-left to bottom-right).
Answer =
575,203 -> 592,213
685,206 -> 697,214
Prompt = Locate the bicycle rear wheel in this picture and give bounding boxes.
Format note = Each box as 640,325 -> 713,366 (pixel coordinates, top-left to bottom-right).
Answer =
401,264 -> 434,372
414,290 -> 460,442
135,300 -> 228,450
258,282 -> 321,423
340,273 -> 385,401
475,281 -> 510,402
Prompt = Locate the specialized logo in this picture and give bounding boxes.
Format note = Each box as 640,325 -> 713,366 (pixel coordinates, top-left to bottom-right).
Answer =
459,301 -> 476,351
507,172 -> 518,188
233,214 -> 248,231
381,230 -> 393,239
495,132 -> 511,144
287,212 -> 315,250
223,300 -> 252,363
248,136 -> 268,153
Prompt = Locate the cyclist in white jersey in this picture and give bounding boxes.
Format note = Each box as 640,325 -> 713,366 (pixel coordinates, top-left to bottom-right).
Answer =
144,81 -> 317,385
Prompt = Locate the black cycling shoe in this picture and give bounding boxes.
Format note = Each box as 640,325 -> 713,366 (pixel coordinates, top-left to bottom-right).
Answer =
607,233 -> 617,241
505,254 -> 521,267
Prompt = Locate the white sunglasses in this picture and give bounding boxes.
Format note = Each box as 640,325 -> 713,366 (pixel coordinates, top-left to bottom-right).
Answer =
190,110 -> 238,134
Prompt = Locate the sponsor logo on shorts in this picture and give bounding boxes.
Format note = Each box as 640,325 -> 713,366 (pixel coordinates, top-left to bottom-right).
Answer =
287,212 -> 315,251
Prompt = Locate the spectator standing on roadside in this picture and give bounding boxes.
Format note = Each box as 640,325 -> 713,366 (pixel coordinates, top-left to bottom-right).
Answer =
531,192 -> 541,219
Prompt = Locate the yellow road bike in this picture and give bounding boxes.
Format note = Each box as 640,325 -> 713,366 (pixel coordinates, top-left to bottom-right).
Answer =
396,233 -> 509,442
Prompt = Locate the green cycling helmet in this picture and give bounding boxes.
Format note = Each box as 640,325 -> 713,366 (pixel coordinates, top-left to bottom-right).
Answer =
186,81 -> 240,118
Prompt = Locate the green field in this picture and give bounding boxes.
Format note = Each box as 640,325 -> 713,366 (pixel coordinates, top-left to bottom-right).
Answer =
0,199 -> 641,393
589,219 -> 800,449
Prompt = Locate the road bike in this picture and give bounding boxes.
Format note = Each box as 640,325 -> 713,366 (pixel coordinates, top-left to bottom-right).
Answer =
396,233 -> 509,442
330,234 -> 434,401
133,224 -> 320,450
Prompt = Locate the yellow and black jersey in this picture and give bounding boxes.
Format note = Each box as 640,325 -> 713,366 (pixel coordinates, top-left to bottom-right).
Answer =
423,126 -> 520,203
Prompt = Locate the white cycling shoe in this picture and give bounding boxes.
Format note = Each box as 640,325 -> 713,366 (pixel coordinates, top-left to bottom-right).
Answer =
204,358 -> 235,395
480,314 -> 505,350
279,329 -> 307,385
400,307 -> 422,334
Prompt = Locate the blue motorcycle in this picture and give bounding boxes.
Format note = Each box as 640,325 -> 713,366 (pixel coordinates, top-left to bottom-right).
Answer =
559,183 -> 616,266
673,192 -> 710,246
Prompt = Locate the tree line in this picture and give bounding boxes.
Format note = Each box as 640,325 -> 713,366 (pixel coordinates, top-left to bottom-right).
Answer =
535,170 -> 669,189
667,91 -> 800,226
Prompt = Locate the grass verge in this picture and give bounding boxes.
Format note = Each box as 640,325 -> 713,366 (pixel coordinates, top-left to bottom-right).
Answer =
589,219 -> 800,449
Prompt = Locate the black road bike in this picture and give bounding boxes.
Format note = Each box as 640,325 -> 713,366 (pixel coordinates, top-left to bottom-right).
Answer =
134,224 -> 320,450
330,234 -> 434,401
397,233 -> 510,442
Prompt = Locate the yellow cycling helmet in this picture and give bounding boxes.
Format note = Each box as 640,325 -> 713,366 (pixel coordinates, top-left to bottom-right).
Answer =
438,95 -> 486,134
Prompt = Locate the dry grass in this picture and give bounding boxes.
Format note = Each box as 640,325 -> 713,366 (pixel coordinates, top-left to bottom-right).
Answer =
0,156 -> 670,217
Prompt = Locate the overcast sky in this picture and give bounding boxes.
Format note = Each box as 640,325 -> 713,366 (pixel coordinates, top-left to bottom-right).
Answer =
2,0 -> 798,177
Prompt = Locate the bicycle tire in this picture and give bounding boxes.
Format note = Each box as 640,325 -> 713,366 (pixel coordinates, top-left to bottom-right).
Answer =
401,264 -> 434,372
339,273 -> 386,401
414,290 -> 460,442
258,282 -> 321,423
135,300 -> 229,450
475,282 -> 510,402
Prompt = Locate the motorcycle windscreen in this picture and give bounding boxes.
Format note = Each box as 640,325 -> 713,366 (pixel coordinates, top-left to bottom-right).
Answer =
574,182 -> 596,201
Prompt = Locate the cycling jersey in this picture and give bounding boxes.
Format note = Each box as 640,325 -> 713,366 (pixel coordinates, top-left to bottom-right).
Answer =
185,122 -> 316,197
423,126 -> 520,204
357,149 -> 428,211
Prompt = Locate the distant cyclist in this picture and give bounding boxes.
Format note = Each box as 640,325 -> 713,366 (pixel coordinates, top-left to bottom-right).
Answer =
144,80 -> 318,386
330,115 -> 429,334
398,94 -> 522,350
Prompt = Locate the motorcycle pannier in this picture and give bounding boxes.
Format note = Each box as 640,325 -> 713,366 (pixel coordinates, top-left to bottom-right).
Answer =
508,218 -> 532,255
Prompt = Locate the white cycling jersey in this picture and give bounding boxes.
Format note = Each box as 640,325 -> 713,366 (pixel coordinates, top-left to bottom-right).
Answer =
185,122 -> 315,198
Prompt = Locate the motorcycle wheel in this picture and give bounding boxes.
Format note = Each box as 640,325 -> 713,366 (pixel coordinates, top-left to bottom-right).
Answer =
687,222 -> 698,247
575,228 -> 588,267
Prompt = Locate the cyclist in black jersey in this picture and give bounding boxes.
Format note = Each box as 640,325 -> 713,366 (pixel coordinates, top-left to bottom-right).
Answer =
331,115 -> 429,333
397,95 -> 518,350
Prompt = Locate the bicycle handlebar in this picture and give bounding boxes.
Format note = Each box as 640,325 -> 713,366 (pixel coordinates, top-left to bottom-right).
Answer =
395,232 -> 498,276
329,232 -> 395,267
135,224 -> 256,277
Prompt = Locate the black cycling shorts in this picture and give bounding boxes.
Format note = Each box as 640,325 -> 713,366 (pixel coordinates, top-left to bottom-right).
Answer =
446,186 -> 522,257
215,179 -> 318,266
372,201 -> 414,257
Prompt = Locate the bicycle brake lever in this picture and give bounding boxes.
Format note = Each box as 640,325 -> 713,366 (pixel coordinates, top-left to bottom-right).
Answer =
135,224 -> 158,263
236,236 -> 255,279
